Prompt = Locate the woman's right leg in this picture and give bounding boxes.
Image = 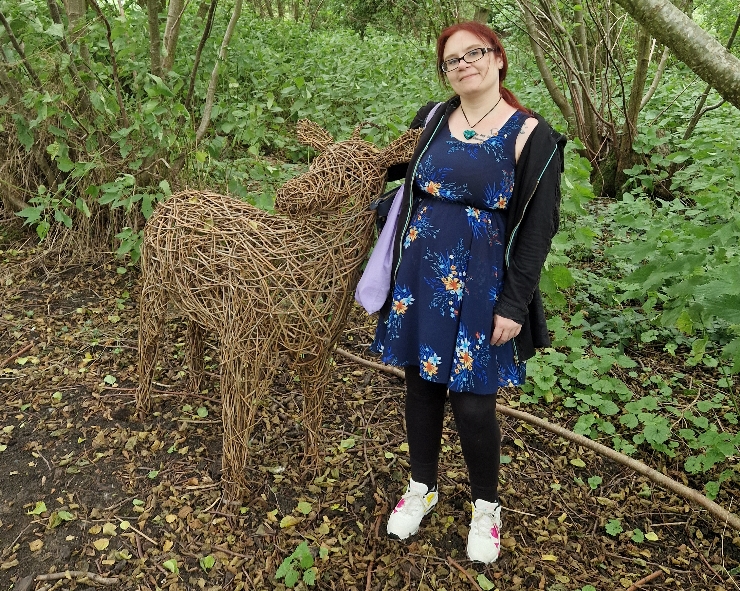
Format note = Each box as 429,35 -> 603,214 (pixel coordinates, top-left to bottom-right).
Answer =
405,366 -> 447,488
387,367 -> 447,540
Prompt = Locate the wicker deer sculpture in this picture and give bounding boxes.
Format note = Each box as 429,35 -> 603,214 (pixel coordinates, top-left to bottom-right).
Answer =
136,120 -> 421,498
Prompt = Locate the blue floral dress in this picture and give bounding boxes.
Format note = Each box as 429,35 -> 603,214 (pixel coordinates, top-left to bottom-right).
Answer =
371,112 -> 528,395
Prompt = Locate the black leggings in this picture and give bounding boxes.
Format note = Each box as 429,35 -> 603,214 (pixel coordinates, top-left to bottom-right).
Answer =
404,366 -> 501,504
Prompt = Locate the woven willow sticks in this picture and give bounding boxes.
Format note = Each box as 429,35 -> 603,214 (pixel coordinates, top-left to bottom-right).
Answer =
136,120 -> 422,500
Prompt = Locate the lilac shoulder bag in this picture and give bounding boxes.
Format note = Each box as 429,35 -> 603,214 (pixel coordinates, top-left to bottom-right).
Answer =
355,102 -> 442,314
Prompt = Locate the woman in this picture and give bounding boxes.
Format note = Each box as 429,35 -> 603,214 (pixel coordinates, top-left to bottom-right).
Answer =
371,21 -> 566,563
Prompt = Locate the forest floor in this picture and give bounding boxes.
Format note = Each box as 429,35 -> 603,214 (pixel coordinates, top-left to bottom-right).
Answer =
1,218 -> 739,591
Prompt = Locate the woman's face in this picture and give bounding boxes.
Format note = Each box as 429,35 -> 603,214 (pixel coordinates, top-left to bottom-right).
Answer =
442,30 -> 503,99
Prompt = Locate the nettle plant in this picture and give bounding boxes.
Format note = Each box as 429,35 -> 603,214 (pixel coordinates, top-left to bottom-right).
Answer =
525,116 -> 740,500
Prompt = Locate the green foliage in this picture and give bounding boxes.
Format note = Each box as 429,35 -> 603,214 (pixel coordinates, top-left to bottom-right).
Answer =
275,541 -> 317,587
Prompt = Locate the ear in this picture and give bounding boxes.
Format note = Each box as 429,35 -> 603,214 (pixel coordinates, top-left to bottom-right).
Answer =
296,119 -> 334,151
377,128 -> 422,169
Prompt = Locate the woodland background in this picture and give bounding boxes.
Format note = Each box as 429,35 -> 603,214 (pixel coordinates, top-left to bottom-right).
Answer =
1,0 -> 740,590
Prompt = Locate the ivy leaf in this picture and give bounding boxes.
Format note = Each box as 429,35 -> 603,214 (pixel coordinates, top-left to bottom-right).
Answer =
605,519 -> 623,536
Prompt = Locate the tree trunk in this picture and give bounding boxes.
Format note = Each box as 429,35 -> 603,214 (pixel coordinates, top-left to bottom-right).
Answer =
473,5 -> 489,24
615,26 -> 652,191
146,0 -> 163,77
613,0 -> 740,109
520,3 -> 576,135
163,0 -> 185,71
196,0 -> 243,141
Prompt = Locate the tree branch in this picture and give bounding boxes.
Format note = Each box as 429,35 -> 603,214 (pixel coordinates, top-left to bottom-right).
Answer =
0,10 -> 42,88
196,0 -> 243,141
186,0 -> 218,112
640,46 -> 669,109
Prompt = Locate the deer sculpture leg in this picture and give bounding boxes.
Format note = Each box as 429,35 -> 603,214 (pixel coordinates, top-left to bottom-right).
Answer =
296,350 -> 334,468
219,334 -> 278,502
136,279 -> 168,415
186,321 -> 205,394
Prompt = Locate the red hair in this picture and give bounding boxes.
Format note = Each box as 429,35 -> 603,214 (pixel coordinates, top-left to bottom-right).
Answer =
436,22 -> 531,115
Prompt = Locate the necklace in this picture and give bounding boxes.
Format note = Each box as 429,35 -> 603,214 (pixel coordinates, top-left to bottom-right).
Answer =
460,95 -> 502,140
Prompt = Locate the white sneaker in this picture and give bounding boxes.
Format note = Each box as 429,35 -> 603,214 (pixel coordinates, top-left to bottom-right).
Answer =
387,478 -> 439,540
467,499 -> 502,563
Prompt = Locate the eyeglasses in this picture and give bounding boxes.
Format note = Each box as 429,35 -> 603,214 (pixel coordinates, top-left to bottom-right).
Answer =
441,47 -> 495,73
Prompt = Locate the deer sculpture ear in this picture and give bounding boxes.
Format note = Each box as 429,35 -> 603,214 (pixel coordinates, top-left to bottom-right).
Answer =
377,128 -> 423,169
296,120 -> 334,152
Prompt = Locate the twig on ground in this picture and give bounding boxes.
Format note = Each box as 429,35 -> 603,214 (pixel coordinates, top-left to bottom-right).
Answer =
213,544 -> 252,559
365,549 -> 375,591
626,569 -> 664,591
1,342 -> 33,368
335,349 -> 740,532
35,571 -> 118,585
689,539 -> 724,582
447,556 -> 483,591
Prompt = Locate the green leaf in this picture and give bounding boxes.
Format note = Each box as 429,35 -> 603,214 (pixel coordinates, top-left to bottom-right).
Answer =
45,23 -> 64,37
605,518 -> 623,536
570,458 -> 586,468
162,558 -> 178,573
199,554 -> 216,571
284,568 -> 299,588
29,501 -> 47,515
275,556 -> 293,579
631,528 -> 645,543
477,574 -> 495,590
587,475 -> 602,490
303,567 -> 316,586
196,406 -> 208,418
296,501 -> 312,515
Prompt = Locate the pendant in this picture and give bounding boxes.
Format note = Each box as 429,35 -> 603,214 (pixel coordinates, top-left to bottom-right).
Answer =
463,129 -> 476,140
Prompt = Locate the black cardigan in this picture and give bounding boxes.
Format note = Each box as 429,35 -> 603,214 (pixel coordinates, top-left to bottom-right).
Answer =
384,97 -> 567,362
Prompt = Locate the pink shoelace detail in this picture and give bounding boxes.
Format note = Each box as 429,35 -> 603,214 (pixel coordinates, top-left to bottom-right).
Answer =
393,499 -> 406,513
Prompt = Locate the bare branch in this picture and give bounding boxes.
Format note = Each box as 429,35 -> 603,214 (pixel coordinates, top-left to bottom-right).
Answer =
186,0 -> 218,112
196,0 -> 243,141
640,45 -> 669,109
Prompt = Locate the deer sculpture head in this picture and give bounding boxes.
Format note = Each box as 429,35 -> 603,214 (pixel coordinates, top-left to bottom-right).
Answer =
275,120 -> 422,217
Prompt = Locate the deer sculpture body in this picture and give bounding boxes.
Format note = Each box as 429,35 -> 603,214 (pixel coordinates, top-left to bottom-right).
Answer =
136,120 -> 421,498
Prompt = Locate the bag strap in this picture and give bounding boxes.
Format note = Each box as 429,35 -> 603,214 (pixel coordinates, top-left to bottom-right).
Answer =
424,101 -> 443,127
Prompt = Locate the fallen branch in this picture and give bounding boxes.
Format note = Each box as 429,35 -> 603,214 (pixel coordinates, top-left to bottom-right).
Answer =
35,571 -> 118,585
1,342 -> 33,369
447,556 -> 483,591
626,569 -> 664,591
336,348 -> 740,533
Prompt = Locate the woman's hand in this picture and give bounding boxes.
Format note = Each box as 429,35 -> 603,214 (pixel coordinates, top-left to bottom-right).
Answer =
490,314 -> 522,346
